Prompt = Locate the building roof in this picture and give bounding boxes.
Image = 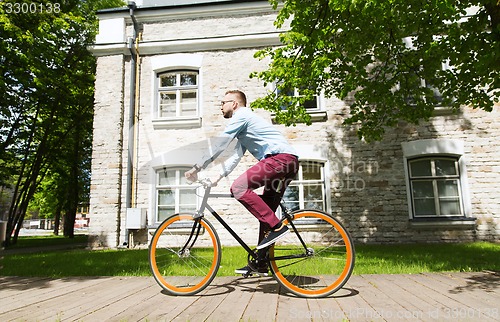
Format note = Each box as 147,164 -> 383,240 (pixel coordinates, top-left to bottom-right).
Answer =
141,0 -> 238,6
98,0 -> 269,13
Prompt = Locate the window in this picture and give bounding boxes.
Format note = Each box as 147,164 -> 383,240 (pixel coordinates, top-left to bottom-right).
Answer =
157,70 -> 198,119
282,161 -> 327,211
277,86 -> 320,112
409,157 -> 463,217
151,54 -> 203,129
155,167 -> 197,222
274,84 -> 327,122
400,69 -> 447,108
401,139 -> 474,227
401,37 -> 454,111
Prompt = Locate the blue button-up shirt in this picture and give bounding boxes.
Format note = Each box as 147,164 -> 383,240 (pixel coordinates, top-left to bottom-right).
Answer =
199,107 -> 296,176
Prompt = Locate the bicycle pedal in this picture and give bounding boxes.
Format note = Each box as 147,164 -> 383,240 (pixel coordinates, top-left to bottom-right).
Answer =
242,272 -> 269,278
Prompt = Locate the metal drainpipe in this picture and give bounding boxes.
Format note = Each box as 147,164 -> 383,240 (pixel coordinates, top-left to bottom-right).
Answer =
124,1 -> 140,247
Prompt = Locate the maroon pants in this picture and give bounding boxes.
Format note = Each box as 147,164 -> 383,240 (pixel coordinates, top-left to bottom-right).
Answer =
230,153 -> 299,243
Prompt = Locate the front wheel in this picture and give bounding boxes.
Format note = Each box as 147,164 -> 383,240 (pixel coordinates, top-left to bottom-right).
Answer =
149,213 -> 221,296
269,209 -> 355,298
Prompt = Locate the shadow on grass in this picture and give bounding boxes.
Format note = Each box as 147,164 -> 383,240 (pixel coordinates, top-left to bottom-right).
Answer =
6,235 -> 89,250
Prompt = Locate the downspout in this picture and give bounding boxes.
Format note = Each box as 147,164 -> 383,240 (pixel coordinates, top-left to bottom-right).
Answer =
124,1 -> 141,247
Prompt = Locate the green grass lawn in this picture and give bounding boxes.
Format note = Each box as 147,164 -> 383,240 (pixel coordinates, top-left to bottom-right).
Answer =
1,236 -> 499,278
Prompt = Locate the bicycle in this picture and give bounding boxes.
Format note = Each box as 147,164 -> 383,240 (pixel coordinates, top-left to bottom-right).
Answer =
148,178 -> 355,298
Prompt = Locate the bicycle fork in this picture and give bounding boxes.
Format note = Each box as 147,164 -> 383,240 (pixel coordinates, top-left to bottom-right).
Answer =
178,215 -> 203,257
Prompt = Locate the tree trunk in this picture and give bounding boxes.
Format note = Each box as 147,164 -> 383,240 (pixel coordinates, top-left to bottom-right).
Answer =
53,204 -> 62,235
63,124 -> 82,239
63,209 -> 76,238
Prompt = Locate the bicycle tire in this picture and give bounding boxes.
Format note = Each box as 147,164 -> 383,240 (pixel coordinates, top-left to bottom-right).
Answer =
269,209 -> 355,298
149,213 -> 221,296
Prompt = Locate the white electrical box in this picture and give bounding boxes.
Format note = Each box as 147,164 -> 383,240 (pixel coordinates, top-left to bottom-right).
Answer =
126,208 -> 147,229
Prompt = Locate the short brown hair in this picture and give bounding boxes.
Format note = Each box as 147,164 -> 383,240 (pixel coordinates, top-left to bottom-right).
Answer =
225,90 -> 247,106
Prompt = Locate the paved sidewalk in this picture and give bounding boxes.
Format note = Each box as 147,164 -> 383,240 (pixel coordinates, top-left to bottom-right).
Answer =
1,271 -> 499,321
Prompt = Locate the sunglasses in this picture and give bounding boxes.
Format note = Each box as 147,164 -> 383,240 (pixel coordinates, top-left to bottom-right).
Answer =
220,100 -> 235,106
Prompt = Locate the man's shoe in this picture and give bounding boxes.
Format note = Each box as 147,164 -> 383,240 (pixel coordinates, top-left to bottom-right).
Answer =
256,224 -> 289,250
235,264 -> 269,276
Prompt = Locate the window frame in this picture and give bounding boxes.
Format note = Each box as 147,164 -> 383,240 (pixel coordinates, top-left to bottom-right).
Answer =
282,160 -> 328,212
408,157 -> 464,218
154,167 -> 198,223
272,83 -> 327,123
401,139 -> 474,228
150,54 -> 203,129
277,87 -> 321,112
156,70 -> 199,119
401,37 -> 455,113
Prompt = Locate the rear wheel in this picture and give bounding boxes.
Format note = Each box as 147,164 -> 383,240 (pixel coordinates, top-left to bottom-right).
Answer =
269,209 -> 355,298
149,213 -> 221,296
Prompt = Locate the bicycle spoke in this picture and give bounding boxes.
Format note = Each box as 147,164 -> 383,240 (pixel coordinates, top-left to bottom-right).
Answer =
149,214 -> 221,296
270,210 -> 355,298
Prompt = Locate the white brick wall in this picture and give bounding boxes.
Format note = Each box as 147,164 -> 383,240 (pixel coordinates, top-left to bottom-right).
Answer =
89,55 -> 126,248
89,3 -> 500,248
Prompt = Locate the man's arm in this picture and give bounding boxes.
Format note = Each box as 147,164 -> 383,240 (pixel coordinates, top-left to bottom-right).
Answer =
185,164 -> 201,182
187,114 -> 246,177
219,140 -> 246,177
185,137 -> 246,182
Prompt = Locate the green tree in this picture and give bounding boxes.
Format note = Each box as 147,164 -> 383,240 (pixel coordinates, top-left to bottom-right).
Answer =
0,0 -> 124,246
251,0 -> 499,141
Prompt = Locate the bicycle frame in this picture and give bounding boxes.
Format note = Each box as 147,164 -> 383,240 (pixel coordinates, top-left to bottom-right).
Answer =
197,182 -> 259,260
188,180 -> 310,262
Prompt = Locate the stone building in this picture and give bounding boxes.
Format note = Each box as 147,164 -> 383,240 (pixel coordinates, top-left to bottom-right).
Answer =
89,0 -> 499,248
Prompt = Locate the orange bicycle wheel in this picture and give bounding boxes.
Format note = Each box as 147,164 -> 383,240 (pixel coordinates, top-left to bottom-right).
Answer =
269,209 -> 355,298
149,213 -> 221,296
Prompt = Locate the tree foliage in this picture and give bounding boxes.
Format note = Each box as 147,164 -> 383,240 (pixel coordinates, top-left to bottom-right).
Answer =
251,0 -> 500,141
0,0 -> 124,245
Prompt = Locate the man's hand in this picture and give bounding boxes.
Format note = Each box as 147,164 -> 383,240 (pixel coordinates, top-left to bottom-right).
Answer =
185,166 -> 199,182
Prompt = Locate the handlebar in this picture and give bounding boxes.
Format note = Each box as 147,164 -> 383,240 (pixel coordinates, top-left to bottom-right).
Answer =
188,178 -> 233,198
188,178 -> 213,189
